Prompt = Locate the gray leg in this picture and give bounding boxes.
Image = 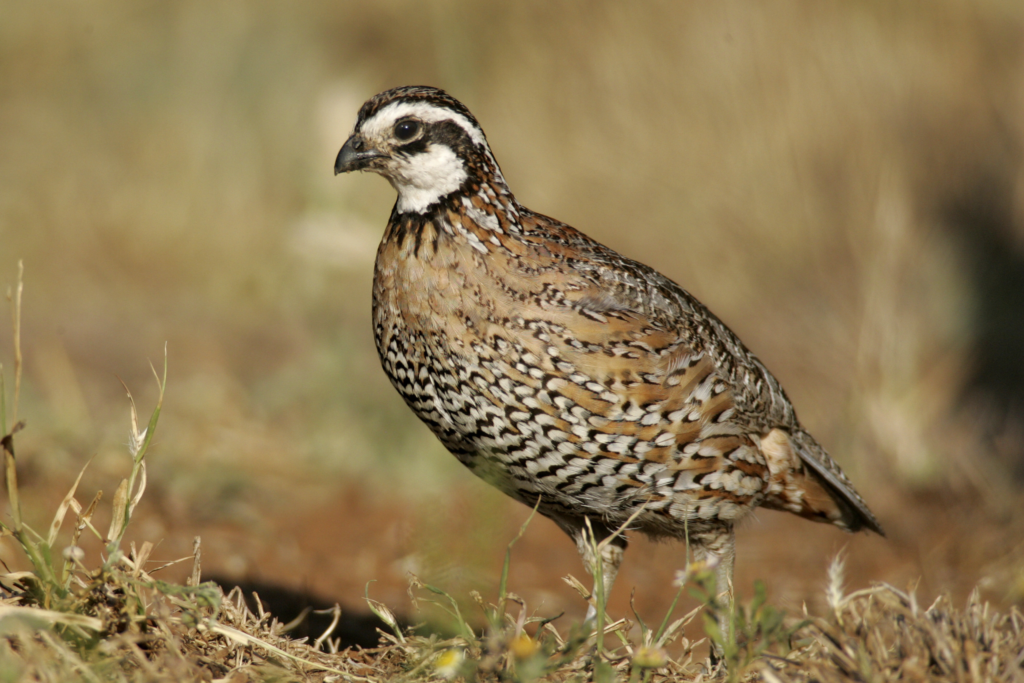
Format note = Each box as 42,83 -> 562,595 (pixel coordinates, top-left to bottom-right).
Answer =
689,525 -> 736,663
553,515 -> 628,622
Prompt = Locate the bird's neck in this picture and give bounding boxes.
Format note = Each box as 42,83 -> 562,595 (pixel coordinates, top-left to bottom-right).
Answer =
387,176 -> 523,256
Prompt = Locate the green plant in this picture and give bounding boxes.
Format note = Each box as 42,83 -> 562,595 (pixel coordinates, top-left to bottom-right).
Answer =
685,563 -> 808,682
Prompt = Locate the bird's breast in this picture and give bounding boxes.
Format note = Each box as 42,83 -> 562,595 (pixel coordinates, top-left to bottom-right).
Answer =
370,212 -> 775,528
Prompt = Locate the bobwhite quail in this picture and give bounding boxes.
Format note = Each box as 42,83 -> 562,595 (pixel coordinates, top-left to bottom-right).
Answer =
334,85 -> 883,626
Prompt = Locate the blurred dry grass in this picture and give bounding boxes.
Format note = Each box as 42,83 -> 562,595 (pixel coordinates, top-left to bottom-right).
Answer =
2,0 -> 1024,638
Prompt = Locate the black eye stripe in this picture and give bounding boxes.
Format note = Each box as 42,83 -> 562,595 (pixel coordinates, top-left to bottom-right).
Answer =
395,138 -> 428,156
387,119 -> 479,159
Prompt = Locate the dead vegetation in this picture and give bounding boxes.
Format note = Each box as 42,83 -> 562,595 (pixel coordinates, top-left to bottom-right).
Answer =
2,440 -> 1022,682
772,584 -> 1024,683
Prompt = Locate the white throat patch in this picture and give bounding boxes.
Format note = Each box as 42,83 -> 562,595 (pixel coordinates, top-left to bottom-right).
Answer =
392,143 -> 468,214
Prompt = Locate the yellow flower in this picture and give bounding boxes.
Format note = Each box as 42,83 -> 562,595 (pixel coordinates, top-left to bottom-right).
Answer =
434,647 -> 464,679
510,633 -> 537,660
632,646 -> 668,669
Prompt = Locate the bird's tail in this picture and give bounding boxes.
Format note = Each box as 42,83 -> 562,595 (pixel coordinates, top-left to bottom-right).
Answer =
760,428 -> 885,536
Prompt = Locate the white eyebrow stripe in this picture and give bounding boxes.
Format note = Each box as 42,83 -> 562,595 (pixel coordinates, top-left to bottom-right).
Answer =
360,101 -> 486,146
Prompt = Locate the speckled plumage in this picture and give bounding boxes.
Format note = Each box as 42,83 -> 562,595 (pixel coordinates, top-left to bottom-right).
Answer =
335,85 -> 883,623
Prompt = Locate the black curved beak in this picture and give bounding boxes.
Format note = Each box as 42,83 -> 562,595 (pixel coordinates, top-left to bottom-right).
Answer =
334,134 -> 386,174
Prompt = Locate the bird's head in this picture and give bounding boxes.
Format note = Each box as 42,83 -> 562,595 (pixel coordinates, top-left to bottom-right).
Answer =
334,86 -> 506,215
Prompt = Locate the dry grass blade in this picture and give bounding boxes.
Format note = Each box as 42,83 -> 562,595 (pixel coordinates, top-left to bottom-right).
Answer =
105,478 -> 129,544
0,605 -> 103,631
562,573 -> 590,602
130,541 -> 154,578
47,459 -> 91,547
313,604 -> 342,651
656,605 -> 703,649
189,535 -> 202,586
366,583 -> 405,645
2,425 -> 23,532
6,260 -> 22,427
202,622 -> 365,680
69,490 -> 103,548
144,553 -> 196,575
127,461 -> 147,518
121,376 -> 144,457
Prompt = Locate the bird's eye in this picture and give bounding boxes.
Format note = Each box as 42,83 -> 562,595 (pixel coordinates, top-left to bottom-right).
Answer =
394,119 -> 421,141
